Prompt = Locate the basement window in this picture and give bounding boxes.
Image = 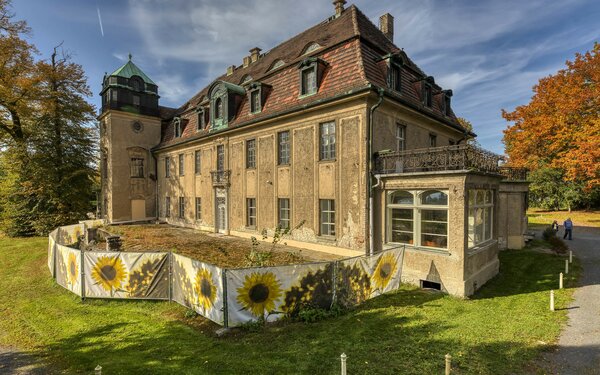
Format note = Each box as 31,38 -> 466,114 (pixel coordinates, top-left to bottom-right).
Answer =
421,280 -> 441,290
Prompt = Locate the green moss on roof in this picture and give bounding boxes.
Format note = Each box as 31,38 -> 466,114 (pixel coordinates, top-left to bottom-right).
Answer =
109,55 -> 156,85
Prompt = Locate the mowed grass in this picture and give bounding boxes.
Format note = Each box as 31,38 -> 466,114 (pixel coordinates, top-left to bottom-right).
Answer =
0,237 -> 580,374
527,208 -> 600,230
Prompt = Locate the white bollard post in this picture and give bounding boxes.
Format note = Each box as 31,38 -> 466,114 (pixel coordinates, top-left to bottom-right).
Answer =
569,251 -> 572,264
565,259 -> 569,275
559,273 -> 563,289
550,290 -> 555,311
95,365 -> 102,375
445,353 -> 452,375
340,353 -> 347,375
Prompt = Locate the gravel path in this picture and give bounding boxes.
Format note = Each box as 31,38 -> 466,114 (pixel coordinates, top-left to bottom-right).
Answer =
539,226 -> 600,374
0,347 -> 46,374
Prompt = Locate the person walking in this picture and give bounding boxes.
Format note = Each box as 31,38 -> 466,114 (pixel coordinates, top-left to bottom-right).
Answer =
552,220 -> 559,234
563,218 -> 573,240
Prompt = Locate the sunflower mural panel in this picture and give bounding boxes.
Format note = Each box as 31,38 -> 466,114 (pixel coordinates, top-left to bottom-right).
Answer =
361,247 -> 405,299
56,224 -> 84,246
335,256 -> 372,308
55,244 -> 82,296
171,253 -> 224,325
48,229 -> 58,276
84,252 -> 170,299
226,262 -> 333,326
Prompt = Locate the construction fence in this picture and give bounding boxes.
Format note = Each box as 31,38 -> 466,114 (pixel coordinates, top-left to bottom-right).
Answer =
48,221 -> 405,327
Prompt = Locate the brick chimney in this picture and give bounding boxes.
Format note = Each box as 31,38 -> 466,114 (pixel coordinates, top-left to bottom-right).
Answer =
379,13 -> 394,42
333,0 -> 346,18
249,47 -> 262,63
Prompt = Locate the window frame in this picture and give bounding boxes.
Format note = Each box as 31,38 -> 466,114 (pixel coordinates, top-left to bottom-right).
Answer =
386,189 -> 449,250
319,199 -> 336,236
194,150 -> 201,175
278,198 -> 290,229
278,131 -> 290,165
215,97 -> 223,119
300,65 -> 317,96
246,139 -> 256,169
174,118 -> 182,138
130,157 -> 144,178
196,108 -> 205,131
178,197 -> 185,219
389,64 -> 401,92
396,124 -> 406,152
250,89 -> 261,113
165,196 -> 171,218
319,121 -> 336,161
165,157 -> 171,178
422,83 -> 432,107
429,133 -> 437,148
195,197 -> 201,221
246,198 -> 257,228
468,189 -> 494,248
178,154 -> 185,176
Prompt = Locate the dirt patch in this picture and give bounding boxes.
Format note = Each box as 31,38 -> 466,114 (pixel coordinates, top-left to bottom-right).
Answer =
100,224 -> 341,268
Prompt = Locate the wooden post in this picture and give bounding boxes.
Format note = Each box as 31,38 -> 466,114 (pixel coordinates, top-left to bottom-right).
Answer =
340,353 -> 347,375
565,259 -> 569,275
445,353 -> 452,375
559,273 -> 563,289
569,251 -> 573,264
550,290 -> 555,311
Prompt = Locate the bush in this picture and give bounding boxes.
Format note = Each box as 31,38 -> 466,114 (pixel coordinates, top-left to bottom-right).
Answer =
296,303 -> 347,323
542,226 -> 557,240
548,236 -> 569,254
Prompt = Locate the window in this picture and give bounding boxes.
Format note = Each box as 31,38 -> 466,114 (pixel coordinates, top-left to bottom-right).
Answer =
215,98 -> 223,119
250,90 -> 261,113
195,198 -> 201,220
111,90 -> 117,101
429,134 -> 437,147
165,197 -> 171,218
423,83 -> 432,107
387,190 -> 448,249
197,109 -> 205,130
444,94 -> 452,116
132,95 -> 140,106
246,139 -> 256,168
301,67 -> 317,96
268,59 -> 285,72
319,122 -> 336,160
278,131 -> 290,165
130,158 -> 144,178
468,190 -> 494,248
389,65 -> 401,91
278,198 -> 290,229
216,145 -> 225,171
131,78 -> 141,91
247,198 -> 256,228
194,150 -> 201,175
178,197 -> 185,219
319,199 -> 335,236
165,157 -> 171,177
178,154 -> 185,176
396,124 -> 406,151
174,118 -> 182,138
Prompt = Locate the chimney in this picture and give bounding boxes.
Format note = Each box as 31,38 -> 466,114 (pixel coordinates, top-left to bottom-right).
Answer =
379,13 -> 394,42
226,65 -> 235,76
249,47 -> 262,63
333,0 -> 346,18
243,56 -> 251,68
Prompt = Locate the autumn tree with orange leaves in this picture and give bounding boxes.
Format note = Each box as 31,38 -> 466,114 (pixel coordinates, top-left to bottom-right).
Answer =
503,43 -> 600,209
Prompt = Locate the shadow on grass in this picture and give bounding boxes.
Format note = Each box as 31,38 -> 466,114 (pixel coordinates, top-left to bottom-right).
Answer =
0,349 -> 48,374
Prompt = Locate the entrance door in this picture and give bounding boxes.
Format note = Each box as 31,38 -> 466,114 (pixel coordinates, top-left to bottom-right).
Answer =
131,199 -> 146,221
216,197 -> 227,233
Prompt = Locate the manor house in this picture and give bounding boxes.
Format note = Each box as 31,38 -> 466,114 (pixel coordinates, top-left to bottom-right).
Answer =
99,1 -> 529,296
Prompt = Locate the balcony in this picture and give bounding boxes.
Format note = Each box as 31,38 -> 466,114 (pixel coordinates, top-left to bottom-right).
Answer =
211,170 -> 231,187
374,144 -> 503,176
498,166 -> 529,182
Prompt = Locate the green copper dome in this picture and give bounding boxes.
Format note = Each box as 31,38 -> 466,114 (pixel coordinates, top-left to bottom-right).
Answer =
108,54 -> 156,85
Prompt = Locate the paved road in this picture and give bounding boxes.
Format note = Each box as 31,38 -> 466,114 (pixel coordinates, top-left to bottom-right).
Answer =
0,347 -> 45,374
540,226 -> 600,374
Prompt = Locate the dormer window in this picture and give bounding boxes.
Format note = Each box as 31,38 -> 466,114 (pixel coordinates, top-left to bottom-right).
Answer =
302,42 -> 321,55
423,83 -> 432,107
250,90 -> 260,113
215,98 -> 223,119
247,82 -> 270,114
442,90 -> 453,116
196,108 -> 205,130
174,117 -> 182,138
389,65 -> 401,91
241,75 -> 252,85
298,58 -> 326,97
268,59 -> 285,72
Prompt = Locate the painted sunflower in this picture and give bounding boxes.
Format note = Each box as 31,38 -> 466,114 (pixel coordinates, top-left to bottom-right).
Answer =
91,256 -> 127,292
372,253 -> 398,291
194,268 -> 217,312
67,252 -> 79,286
236,272 -> 282,317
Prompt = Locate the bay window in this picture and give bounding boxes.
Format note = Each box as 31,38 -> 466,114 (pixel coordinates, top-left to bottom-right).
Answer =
468,190 -> 494,247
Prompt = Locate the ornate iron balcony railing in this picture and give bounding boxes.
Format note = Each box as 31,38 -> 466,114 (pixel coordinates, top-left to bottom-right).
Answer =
374,144 -> 502,175
210,170 -> 231,186
498,166 -> 529,181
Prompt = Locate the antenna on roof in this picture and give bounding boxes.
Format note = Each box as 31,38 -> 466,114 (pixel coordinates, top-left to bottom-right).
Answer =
128,53 -> 132,61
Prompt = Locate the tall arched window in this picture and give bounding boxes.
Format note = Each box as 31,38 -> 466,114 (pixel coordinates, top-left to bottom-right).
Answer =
215,98 -> 223,119
387,189 -> 448,249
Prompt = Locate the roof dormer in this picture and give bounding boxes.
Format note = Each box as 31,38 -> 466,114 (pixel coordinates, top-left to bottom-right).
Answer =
207,81 -> 246,132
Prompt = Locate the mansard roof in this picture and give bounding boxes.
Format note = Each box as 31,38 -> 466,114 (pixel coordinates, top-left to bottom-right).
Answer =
156,4 -> 465,149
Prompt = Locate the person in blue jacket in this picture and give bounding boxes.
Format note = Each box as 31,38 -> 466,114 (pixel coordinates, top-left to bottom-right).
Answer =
563,218 -> 573,240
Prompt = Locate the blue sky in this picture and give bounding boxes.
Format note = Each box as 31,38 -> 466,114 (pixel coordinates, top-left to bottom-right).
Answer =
11,0 -> 600,154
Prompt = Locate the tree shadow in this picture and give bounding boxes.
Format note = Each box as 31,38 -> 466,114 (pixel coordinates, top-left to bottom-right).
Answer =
0,348 -> 48,374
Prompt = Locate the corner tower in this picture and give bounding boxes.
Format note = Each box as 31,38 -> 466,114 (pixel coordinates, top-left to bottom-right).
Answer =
99,55 -> 162,223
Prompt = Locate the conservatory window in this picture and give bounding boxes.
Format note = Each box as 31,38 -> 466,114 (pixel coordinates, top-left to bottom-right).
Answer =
468,190 -> 494,248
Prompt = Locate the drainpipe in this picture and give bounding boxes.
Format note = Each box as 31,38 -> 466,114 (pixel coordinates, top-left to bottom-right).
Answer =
368,88 -> 385,256
151,153 -> 159,221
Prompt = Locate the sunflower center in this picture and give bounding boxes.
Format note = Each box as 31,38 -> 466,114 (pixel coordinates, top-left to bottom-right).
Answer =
70,261 -> 76,276
248,283 -> 269,303
101,265 -> 117,281
379,263 -> 392,279
200,279 -> 212,297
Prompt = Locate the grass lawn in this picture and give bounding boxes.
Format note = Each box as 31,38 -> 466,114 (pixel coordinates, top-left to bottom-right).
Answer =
527,208 -> 600,230
0,237 -> 580,374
